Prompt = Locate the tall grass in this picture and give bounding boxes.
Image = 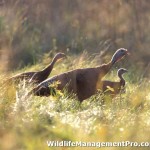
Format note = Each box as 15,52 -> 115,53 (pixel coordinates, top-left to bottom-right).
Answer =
0,1 -> 150,149
0,53 -> 150,150
0,0 -> 150,71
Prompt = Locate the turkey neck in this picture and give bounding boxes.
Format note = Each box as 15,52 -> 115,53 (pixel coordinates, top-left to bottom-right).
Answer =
41,56 -> 58,75
96,61 -> 113,78
118,73 -> 125,86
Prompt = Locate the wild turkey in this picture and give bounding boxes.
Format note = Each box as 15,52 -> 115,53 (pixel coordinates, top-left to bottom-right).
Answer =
29,53 -> 66,84
102,68 -> 128,95
28,48 -> 129,101
6,53 -> 66,84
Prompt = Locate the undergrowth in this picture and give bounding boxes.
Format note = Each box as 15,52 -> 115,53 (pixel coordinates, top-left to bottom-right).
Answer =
0,53 -> 150,150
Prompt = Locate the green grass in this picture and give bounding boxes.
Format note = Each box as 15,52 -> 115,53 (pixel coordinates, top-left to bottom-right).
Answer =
0,53 -> 150,150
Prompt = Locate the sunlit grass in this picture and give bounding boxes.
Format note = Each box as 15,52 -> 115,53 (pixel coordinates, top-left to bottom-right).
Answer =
1,1 -> 150,149
0,53 -> 150,150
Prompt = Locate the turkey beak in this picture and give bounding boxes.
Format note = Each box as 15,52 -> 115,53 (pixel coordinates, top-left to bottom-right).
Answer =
59,55 -> 67,61
62,54 -> 67,59
126,50 -> 130,55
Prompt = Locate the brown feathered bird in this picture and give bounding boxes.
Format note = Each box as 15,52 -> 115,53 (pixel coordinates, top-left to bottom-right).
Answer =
6,53 -> 66,84
101,68 -> 128,95
28,48 -> 129,101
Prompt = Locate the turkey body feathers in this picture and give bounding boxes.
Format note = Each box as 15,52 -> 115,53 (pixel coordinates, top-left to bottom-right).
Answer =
28,48 -> 129,101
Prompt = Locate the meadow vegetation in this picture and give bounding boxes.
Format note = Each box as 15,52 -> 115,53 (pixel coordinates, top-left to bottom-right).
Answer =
0,1 -> 150,150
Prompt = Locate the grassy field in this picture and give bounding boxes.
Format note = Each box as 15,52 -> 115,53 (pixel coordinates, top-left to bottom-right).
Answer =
0,52 -> 150,150
0,1 -> 150,150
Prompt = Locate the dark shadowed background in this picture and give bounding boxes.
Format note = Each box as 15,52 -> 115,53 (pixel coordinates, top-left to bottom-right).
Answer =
0,0 -> 150,71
